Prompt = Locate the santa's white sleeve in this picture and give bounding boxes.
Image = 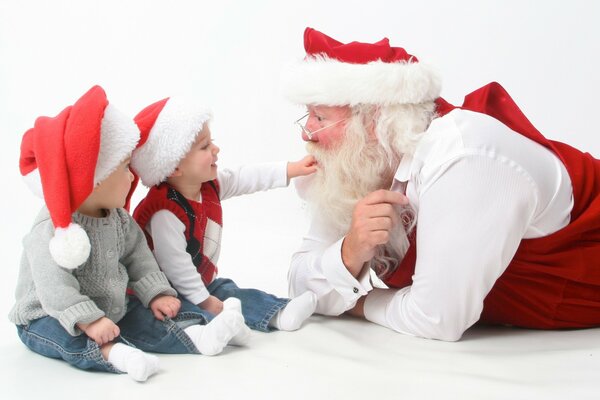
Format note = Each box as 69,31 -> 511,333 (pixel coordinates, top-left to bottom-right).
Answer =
147,210 -> 210,305
288,220 -> 373,315
217,162 -> 287,201
363,155 -> 538,341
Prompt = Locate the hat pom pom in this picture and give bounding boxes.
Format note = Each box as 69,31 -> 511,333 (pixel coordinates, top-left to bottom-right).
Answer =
49,223 -> 91,269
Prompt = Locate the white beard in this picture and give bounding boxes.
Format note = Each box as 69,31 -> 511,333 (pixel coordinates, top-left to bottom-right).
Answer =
304,139 -> 390,237
301,118 -> 415,279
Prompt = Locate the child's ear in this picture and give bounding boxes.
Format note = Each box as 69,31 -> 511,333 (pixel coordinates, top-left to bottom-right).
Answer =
169,167 -> 183,178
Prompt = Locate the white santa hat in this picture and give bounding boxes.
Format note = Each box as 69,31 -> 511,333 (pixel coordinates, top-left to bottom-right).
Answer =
19,85 -> 140,269
282,27 -> 441,106
131,97 -> 212,187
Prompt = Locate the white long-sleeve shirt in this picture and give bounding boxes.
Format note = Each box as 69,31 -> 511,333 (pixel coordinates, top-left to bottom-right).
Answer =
288,109 -> 574,341
147,162 -> 288,305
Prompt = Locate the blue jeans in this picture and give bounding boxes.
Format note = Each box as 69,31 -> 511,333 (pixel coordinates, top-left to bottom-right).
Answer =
16,296 -> 213,374
207,278 -> 290,332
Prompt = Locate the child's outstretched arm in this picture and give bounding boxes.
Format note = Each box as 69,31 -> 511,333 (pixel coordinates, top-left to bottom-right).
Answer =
217,157 -> 316,200
287,155 -> 318,183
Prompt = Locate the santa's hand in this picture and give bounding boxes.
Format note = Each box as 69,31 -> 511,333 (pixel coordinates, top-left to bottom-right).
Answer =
342,190 -> 408,277
287,155 -> 318,182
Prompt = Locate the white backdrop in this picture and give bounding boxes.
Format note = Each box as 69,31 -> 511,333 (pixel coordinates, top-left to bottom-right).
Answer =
1,0 -> 599,396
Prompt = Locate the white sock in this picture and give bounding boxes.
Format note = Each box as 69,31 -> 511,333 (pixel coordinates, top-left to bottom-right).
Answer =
107,343 -> 160,382
184,309 -> 245,356
223,297 -> 252,346
269,291 -> 317,331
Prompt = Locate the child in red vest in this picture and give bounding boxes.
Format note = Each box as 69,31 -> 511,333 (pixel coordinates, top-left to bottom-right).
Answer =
132,97 -> 318,334
11,86 -> 249,383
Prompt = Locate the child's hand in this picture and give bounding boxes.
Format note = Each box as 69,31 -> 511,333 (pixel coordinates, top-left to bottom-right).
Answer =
198,295 -> 224,315
150,294 -> 181,321
287,155 -> 318,181
78,317 -> 120,346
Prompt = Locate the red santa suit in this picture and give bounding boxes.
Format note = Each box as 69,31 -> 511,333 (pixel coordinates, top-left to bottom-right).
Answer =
384,82 -> 600,329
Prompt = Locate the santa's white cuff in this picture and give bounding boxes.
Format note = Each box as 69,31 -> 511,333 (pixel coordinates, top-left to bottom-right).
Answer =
320,238 -> 372,306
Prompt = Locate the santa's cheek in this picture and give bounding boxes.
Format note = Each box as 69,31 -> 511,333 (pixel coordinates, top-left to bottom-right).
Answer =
319,131 -> 347,149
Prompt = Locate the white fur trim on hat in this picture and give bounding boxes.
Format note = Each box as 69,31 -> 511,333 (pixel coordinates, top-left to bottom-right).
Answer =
95,103 -> 140,185
131,98 -> 212,187
282,56 -> 442,106
49,223 -> 91,269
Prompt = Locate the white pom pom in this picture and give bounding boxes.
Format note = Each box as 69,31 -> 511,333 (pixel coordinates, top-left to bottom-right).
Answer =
49,223 -> 91,269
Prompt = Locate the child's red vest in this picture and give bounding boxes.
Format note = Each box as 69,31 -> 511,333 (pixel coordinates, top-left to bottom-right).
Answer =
133,182 -> 223,286
384,82 -> 600,329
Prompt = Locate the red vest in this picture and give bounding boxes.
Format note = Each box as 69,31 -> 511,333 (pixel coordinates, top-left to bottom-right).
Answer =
384,82 -> 600,329
133,182 -> 223,286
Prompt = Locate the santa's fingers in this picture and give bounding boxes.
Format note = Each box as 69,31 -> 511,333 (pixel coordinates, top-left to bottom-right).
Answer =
354,216 -> 395,232
362,189 -> 408,206
354,203 -> 400,226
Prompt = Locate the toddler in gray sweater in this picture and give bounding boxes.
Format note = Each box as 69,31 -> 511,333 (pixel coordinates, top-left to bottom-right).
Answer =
10,86 -> 247,382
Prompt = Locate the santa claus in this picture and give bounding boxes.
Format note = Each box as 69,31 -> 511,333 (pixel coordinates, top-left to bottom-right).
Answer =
284,27 -> 600,341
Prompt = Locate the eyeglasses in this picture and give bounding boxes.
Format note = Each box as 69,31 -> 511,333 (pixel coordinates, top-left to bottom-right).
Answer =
294,113 -> 347,140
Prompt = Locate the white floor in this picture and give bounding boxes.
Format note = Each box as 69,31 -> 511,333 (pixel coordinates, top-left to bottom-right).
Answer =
2,189 -> 600,400
2,315 -> 599,400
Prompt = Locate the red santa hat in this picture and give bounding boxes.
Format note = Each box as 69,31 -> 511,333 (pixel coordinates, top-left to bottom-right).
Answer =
282,27 -> 441,106
131,97 -> 212,187
19,85 -> 140,269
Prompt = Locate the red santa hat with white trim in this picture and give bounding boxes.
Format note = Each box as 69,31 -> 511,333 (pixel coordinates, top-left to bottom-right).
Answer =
282,27 -> 441,106
19,85 -> 140,269
131,97 -> 212,187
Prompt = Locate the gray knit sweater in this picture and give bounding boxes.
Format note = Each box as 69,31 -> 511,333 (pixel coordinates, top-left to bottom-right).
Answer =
9,207 -> 177,336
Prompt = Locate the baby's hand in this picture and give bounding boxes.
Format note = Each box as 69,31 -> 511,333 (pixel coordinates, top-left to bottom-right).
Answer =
198,295 -> 224,315
78,317 -> 120,346
287,155 -> 318,181
150,294 -> 181,321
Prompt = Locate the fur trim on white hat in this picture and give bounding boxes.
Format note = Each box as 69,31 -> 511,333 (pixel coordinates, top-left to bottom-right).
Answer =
95,103 -> 140,185
131,98 -> 212,187
49,223 -> 91,270
282,56 -> 442,106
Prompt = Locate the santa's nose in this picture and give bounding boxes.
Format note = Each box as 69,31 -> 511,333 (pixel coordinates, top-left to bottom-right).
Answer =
301,131 -> 318,142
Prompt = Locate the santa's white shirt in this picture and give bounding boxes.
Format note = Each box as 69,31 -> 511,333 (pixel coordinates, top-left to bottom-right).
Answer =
288,109 -> 573,341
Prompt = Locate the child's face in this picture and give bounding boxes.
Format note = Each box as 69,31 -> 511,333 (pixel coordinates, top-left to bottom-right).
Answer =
83,158 -> 134,212
176,125 -> 220,183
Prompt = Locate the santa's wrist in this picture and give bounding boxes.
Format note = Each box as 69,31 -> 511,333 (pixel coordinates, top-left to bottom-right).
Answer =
341,237 -> 365,276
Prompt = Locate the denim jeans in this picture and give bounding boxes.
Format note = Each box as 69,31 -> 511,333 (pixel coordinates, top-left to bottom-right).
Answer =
16,296 -> 213,374
207,278 -> 290,332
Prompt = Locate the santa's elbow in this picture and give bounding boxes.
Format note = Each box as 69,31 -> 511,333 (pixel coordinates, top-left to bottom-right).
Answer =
409,321 -> 467,342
